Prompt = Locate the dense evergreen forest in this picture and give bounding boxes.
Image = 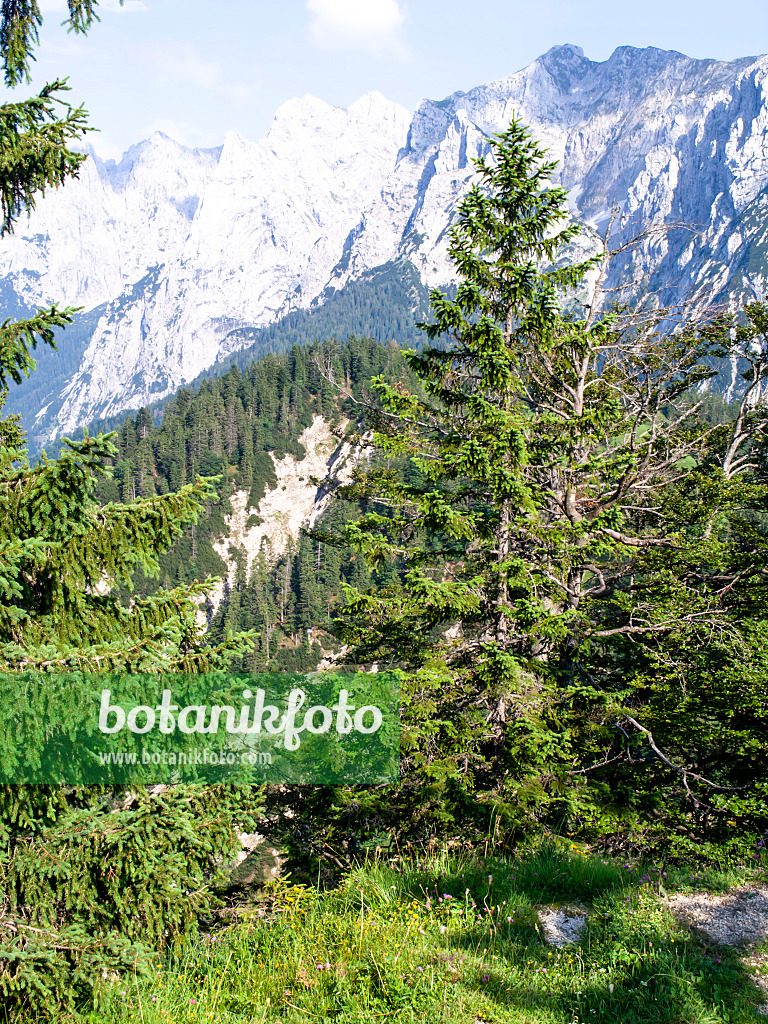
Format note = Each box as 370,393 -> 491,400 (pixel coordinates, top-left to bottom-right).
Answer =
92,335 -> 419,671
91,328 -> 745,679
192,258 -> 435,385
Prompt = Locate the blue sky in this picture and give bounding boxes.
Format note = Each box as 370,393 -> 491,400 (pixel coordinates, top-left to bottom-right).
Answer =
4,0 -> 768,160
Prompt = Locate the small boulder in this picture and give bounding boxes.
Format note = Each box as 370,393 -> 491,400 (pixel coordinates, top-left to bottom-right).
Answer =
216,832 -> 287,891
537,904 -> 588,946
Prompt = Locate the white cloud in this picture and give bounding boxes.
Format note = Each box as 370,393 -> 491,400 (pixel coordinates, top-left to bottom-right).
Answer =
306,0 -> 407,53
149,40 -> 220,89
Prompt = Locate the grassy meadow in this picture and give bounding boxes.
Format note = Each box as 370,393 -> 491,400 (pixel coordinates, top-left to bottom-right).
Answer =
30,841 -> 768,1024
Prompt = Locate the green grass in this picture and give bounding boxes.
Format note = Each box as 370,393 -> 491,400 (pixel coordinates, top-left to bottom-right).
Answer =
39,843 -> 768,1024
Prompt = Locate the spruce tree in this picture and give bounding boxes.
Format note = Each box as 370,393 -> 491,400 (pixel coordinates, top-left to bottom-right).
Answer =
329,120 -> 768,850
0,5 -> 263,1013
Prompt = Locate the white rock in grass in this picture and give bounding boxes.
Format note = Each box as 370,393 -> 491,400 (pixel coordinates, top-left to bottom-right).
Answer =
666,886 -> 768,947
742,951 -> 768,1016
537,905 -> 588,946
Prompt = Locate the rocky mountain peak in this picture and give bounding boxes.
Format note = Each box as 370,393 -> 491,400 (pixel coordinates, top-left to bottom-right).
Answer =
537,42 -> 595,91
4,44 -> 768,444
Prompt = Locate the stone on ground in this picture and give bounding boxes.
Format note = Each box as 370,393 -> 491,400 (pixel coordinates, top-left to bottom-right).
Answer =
537,905 -> 588,946
665,886 -> 768,947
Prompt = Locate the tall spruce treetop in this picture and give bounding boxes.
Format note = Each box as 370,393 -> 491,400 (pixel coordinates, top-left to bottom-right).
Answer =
336,120 -> 615,680
331,119 -> 768,836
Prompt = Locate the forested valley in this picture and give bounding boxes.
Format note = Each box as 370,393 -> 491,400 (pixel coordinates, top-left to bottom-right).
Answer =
83,332 -> 745,681
81,335 -> 421,672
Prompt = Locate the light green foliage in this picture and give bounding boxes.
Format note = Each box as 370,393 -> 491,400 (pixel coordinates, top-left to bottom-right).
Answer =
0,429 -> 256,669
20,844 -> 768,1024
0,77 -> 91,235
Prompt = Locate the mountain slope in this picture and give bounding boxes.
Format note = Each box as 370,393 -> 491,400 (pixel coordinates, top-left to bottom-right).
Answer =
4,45 -> 768,442
97,336 -> 417,672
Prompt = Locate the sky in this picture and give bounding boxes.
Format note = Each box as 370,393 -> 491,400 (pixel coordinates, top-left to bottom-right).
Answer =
3,0 -> 768,161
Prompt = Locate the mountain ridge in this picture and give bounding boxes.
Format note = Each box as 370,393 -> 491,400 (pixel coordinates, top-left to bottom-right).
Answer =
3,43 -> 768,444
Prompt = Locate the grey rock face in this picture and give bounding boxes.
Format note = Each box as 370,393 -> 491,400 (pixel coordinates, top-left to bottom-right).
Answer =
4,45 -> 768,437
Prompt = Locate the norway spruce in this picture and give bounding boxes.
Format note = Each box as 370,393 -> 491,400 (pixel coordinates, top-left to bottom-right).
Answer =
0,3 -> 262,1015
330,120 -> 768,851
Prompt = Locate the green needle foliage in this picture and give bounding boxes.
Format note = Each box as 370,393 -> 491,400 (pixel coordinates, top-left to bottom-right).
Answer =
1,0 -> 104,86
0,425 -> 258,670
0,78 -> 91,234
323,120 -> 768,855
0,5 -> 264,1016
